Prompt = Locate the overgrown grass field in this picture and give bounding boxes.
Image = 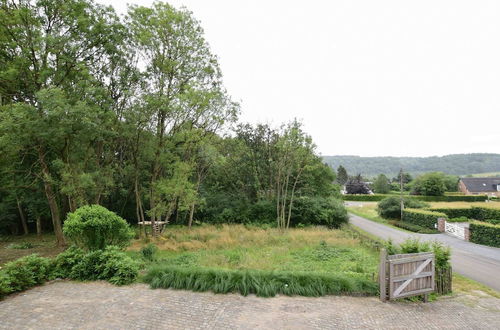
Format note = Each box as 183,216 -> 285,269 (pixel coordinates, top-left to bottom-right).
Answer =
0,234 -> 64,266
130,224 -> 379,296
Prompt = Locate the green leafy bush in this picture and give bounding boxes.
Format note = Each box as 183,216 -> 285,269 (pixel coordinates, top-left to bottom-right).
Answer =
385,239 -> 451,270
143,266 -> 377,297
59,246 -> 139,285
469,221 -> 500,248
51,246 -> 86,279
291,197 -> 348,228
141,243 -> 159,262
402,209 -> 446,229
484,219 -> 500,225
63,205 -> 134,250
0,254 -> 51,296
377,196 -> 428,219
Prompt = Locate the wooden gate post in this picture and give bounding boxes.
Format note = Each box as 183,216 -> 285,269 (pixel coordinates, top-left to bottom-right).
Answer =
379,248 -> 387,302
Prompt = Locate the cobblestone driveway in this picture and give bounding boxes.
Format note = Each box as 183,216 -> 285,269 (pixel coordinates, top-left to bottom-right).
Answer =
1,281 -> 499,329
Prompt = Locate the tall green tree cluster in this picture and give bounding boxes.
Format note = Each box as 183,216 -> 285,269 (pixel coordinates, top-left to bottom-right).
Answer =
0,0 -> 341,241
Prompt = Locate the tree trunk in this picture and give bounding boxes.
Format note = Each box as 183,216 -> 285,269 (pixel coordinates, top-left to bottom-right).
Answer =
38,147 -> 66,246
188,203 -> 195,229
36,216 -> 42,236
16,198 -> 29,235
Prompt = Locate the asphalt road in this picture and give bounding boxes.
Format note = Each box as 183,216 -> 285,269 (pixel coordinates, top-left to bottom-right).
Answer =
348,212 -> 500,291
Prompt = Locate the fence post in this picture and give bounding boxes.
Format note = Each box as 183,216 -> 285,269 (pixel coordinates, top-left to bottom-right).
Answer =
379,248 -> 387,302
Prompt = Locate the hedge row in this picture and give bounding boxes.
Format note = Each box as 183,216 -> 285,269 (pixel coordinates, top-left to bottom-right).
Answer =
343,194 -> 487,202
430,206 -> 500,221
402,209 -> 447,229
388,220 -> 439,234
143,265 -> 378,297
469,221 -> 500,248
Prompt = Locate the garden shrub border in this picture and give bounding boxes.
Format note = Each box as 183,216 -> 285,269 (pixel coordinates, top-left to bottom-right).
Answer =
143,265 -> 378,297
402,209 -> 447,229
430,206 -> 500,221
469,221 -> 500,248
343,194 -> 487,202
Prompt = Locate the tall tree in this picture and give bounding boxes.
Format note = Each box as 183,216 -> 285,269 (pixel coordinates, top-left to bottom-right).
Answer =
373,174 -> 390,194
127,3 -> 237,234
0,0 -> 127,245
336,165 -> 349,185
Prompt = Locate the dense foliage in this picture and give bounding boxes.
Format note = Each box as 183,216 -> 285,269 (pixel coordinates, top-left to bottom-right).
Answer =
377,197 -> 428,219
63,205 -> 134,250
323,154 -> 500,177
0,0 -> 343,238
0,254 -> 52,297
402,209 -> 447,229
372,174 -> 390,194
469,221 -> 500,248
410,172 -> 448,196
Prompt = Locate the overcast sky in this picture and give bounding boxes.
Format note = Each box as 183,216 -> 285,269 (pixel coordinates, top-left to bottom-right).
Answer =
98,0 -> 500,157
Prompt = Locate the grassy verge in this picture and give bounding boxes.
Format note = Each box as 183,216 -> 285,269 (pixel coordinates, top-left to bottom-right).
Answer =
346,203 -> 412,232
453,273 -> 500,299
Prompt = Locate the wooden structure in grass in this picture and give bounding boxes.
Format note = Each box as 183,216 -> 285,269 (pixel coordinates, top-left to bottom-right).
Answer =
138,221 -> 167,235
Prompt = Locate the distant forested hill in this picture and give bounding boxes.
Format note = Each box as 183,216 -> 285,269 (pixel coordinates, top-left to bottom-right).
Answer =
322,153 -> 500,177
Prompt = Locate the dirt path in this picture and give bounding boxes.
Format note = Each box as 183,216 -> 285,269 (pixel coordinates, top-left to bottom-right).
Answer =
0,281 -> 499,329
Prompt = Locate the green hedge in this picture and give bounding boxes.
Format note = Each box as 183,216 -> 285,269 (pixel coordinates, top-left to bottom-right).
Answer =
342,194 -> 388,201
412,195 -> 487,202
430,206 -> 500,221
143,266 -> 378,297
402,209 -> 447,229
343,194 -> 487,202
388,220 -> 439,234
469,221 -> 500,248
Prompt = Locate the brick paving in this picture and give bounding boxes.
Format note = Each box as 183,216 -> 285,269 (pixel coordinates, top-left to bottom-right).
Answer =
0,281 -> 499,329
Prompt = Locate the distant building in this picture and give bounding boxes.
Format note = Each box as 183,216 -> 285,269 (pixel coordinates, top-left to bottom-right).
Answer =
458,178 -> 500,197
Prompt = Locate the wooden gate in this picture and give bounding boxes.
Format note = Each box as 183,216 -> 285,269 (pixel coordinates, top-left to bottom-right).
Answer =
379,249 -> 435,301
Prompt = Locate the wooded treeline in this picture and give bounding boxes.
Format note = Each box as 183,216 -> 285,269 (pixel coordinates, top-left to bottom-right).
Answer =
0,0 -> 341,245
324,154 -> 500,177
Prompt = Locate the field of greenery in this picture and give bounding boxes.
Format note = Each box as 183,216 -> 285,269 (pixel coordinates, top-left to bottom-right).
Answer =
129,225 -> 378,275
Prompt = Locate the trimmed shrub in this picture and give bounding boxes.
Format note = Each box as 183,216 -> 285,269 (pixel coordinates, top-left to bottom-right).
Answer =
469,221 -> 500,248
291,197 -> 348,228
388,220 -> 439,234
484,219 -> 500,225
447,217 -> 469,223
343,194 -> 487,202
377,197 -> 428,219
63,205 -> 134,250
342,194 -> 388,202
402,209 -> 447,229
0,254 -> 51,296
143,266 -> 378,297
431,206 -> 500,221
